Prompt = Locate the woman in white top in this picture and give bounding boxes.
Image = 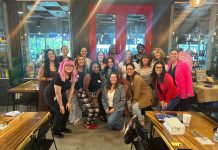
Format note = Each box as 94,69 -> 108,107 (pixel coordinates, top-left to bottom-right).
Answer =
101,73 -> 126,131
80,47 -> 92,69
118,50 -> 139,80
138,54 -> 152,86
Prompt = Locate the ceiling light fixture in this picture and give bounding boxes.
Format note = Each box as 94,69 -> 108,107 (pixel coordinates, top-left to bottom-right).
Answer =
190,0 -> 206,8
17,11 -> 23,15
36,21 -> 40,28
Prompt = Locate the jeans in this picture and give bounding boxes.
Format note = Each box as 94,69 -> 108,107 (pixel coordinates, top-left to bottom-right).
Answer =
162,96 -> 180,111
132,102 -> 144,121
107,110 -> 124,131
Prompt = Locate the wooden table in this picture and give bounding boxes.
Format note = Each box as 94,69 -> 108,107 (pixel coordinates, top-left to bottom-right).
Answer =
0,112 -> 50,150
194,84 -> 218,103
8,80 -> 39,110
146,111 -> 218,150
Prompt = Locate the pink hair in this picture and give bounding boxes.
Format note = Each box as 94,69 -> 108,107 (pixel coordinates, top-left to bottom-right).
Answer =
58,60 -> 78,83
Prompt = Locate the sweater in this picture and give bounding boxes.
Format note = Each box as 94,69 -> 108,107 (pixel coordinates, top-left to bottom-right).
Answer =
168,60 -> 194,99
155,73 -> 179,104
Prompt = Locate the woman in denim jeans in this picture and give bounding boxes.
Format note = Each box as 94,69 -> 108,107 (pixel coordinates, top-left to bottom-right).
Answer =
101,73 -> 126,131
151,61 -> 180,111
126,63 -> 153,126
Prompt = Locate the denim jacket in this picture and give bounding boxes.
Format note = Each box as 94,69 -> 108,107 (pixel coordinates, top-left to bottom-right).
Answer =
101,84 -> 126,111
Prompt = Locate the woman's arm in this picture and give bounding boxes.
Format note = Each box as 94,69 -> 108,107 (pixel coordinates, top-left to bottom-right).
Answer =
54,85 -> 65,114
83,74 -> 92,99
132,75 -> 141,102
66,83 -> 75,111
101,87 -> 109,110
38,64 -> 52,81
114,85 -> 126,110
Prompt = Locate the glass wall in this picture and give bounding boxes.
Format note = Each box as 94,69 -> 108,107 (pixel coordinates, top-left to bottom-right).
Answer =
0,0 -> 9,78
171,3 -> 213,71
17,1 -> 71,78
96,14 -> 116,55
126,14 -> 146,54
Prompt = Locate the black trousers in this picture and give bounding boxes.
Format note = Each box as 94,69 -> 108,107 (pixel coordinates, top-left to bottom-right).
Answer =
174,98 -> 189,111
44,88 -> 69,133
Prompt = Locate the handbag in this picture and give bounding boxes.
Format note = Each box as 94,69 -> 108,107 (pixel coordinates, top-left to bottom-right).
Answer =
124,125 -> 135,144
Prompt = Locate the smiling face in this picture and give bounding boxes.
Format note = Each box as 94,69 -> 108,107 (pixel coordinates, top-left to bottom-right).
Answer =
142,57 -> 149,66
80,48 -> 88,57
125,51 -> 132,61
61,46 -> 69,57
109,45 -> 116,55
155,63 -> 163,76
65,64 -> 74,74
107,58 -> 113,68
170,50 -> 179,62
110,73 -> 118,85
47,50 -> 55,61
92,63 -> 100,73
154,51 -> 161,60
126,64 -> 135,77
97,52 -> 104,62
77,56 -> 85,66
137,45 -> 144,54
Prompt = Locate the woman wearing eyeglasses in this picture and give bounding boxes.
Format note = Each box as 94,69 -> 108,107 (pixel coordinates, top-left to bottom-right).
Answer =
151,61 -> 180,111
126,63 -> 153,126
43,60 -> 77,138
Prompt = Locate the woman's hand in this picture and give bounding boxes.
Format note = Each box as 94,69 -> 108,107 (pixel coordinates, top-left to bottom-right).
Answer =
187,93 -> 192,98
60,105 -> 65,114
92,98 -> 99,106
109,108 -> 115,113
161,101 -> 168,109
105,108 -> 110,114
66,102 -> 71,112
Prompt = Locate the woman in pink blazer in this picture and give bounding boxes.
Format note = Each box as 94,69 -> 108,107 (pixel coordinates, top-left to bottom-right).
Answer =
168,49 -> 194,111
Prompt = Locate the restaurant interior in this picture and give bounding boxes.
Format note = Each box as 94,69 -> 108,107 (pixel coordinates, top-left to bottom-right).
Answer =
0,0 -> 218,150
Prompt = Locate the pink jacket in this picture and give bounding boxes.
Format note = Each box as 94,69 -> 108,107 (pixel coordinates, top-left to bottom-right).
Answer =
168,60 -> 194,99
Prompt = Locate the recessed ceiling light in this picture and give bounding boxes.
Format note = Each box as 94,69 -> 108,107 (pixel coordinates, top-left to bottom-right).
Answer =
17,11 -> 23,15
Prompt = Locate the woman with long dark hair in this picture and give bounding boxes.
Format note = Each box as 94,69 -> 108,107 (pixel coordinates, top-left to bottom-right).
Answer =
151,61 -> 180,111
126,63 -> 152,126
101,73 -> 126,131
96,51 -> 106,71
44,60 -> 77,138
102,57 -> 117,84
38,49 -> 58,111
168,49 -> 194,111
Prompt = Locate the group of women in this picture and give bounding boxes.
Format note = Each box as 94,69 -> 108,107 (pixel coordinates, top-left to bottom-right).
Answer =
37,44 -> 194,138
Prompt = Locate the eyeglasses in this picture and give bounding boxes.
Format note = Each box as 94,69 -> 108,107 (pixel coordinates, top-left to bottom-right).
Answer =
155,67 -> 163,69
65,65 -> 74,68
126,68 -> 134,71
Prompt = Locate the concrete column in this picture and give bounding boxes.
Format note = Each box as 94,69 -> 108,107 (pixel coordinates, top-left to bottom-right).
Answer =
206,5 -> 217,69
168,3 -> 175,54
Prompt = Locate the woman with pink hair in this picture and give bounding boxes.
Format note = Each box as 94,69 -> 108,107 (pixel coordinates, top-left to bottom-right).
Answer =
44,60 -> 77,138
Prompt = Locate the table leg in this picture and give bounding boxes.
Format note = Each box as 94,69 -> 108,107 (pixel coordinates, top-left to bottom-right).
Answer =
150,122 -> 154,139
